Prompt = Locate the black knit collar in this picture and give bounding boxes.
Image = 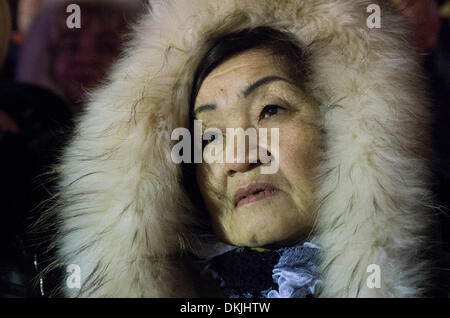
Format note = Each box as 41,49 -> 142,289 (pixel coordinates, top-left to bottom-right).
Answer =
202,241 -> 321,298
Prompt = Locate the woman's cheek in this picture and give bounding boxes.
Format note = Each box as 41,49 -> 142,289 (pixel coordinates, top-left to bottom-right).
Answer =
278,123 -> 320,200
277,125 -> 306,174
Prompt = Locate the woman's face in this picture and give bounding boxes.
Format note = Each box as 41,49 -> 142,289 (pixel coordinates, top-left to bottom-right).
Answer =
194,49 -> 321,248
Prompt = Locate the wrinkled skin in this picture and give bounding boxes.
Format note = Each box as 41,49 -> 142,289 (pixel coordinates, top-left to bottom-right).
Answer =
194,49 -> 321,248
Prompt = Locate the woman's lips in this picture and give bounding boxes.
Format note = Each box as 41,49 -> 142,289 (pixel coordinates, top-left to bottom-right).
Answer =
233,183 -> 281,208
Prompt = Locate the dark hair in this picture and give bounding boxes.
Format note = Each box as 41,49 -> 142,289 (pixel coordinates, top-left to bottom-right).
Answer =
189,26 -> 306,114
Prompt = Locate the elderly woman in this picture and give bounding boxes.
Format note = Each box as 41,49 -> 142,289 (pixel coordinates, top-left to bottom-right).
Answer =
44,0 -> 446,297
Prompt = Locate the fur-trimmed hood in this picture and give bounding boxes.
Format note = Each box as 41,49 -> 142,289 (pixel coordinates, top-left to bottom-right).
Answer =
50,0 -> 435,297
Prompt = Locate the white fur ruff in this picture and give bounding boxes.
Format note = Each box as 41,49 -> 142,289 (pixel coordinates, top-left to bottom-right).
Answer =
51,0 -> 433,297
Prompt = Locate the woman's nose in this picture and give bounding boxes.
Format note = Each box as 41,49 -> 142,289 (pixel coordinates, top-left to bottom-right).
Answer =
225,160 -> 261,177
223,142 -> 270,177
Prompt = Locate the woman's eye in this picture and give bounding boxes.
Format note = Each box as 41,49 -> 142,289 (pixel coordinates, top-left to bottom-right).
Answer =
259,105 -> 283,121
202,133 -> 216,148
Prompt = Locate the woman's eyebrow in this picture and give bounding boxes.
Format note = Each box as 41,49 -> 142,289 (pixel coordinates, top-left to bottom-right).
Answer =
193,76 -> 290,117
242,75 -> 291,98
194,104 -> 216,116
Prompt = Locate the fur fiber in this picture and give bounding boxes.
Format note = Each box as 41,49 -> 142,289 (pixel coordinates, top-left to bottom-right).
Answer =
48,0 -> 434,297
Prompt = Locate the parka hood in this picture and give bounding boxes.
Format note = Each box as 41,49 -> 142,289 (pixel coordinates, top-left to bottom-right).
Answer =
51,0 -> 434,297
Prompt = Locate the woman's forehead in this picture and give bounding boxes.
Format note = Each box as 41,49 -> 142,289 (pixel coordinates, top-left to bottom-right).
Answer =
194,49 -> 288,107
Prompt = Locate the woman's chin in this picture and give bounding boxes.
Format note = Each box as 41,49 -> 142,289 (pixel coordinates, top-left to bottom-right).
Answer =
225,218 -> 306,248
212,192 -> 311,247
